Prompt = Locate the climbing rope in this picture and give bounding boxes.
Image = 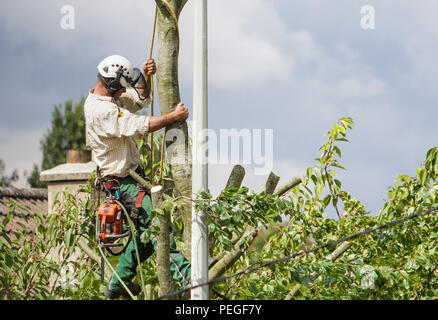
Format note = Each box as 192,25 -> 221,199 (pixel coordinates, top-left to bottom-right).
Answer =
148,5 -> 158,181
95,214 -> 137,300
116,200 -> 147,299
147,1 -> 179,183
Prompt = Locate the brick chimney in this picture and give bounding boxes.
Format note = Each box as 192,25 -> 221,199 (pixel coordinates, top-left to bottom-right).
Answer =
40,150 -> 96,214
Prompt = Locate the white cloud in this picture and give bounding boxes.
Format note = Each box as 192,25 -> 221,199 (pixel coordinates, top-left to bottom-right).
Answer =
1,0 -> 438,216
333,75 -> 386,100
205,0 -> 294,89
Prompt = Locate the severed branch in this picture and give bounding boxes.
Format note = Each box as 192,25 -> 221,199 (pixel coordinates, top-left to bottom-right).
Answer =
128,169 -> 152,194
209,170 -> 281,281
208,165 -> 246,257
225,165 -> 246,190
208,228 -> 259,280
77,238 -> 112,281
284,241 -> 351,300
265,172 -> 280,195
274,176 -> 302,197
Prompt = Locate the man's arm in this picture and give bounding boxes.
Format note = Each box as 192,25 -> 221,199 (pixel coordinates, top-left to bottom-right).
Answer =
149,102 -> 189,132
135,59 -> 156,99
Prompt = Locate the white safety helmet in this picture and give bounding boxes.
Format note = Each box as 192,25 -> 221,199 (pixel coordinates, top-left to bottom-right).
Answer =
97,55 -> 137,90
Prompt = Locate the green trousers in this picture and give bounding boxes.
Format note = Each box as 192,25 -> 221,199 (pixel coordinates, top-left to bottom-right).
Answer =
108,176 -> 191,293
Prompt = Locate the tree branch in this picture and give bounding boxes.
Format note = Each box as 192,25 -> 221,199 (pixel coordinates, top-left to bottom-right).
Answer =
77,238 -> 112,281
208,228 -> 258,280
264,172 -> 280,195
225,165 -> 246,190
274,176 -> 302,197
209,171 -> 280,280
284,241 -> 351,300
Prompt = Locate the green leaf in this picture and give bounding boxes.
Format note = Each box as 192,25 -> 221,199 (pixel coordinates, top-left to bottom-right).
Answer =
152,208 -> 164,217
162,199 -> 176,212
64,229 -> 72,248
322,194 -> 331,207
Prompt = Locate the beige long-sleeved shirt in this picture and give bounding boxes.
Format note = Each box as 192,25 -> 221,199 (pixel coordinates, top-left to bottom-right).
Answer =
84,88 -> 151,178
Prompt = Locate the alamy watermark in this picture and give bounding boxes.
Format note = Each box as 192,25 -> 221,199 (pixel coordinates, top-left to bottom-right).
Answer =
60,5 -> 75,30
361,5 -> 375,30
165,127 -> 274,176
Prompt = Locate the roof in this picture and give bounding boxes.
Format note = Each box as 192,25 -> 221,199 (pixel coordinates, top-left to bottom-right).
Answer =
0,187 -> 48,240
40,161 -> 96,182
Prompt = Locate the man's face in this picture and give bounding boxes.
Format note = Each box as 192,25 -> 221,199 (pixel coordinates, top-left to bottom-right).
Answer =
113,87 -> 126,100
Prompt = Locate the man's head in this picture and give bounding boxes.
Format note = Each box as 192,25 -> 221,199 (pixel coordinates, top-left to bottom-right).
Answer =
97,55 -> 138,98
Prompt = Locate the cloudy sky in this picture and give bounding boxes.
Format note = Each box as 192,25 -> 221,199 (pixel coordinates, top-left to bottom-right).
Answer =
1,0 -> 437,217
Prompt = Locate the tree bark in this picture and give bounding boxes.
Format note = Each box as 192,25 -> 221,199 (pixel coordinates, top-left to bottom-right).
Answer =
274,176 -> 302,197
155,0 -> 192,260
265,171 -> 280,195
152,185 -> 175,298
225,165 -> 246,189
77,238 -> 112,281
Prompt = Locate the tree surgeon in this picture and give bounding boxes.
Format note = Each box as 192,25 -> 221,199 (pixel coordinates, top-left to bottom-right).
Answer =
84,54 -> 191,299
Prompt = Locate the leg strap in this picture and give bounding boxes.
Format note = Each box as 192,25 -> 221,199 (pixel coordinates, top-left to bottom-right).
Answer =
135,185 -> 146,208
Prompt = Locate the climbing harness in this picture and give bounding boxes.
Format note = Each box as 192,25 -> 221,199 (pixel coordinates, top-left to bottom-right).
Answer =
96,180 -> 133,256
94,172 -> 133,290
93,166 -> 148,299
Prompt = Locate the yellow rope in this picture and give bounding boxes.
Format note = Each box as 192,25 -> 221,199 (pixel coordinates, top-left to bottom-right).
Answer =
148,6 -> 158,181
149,1 -> 179,182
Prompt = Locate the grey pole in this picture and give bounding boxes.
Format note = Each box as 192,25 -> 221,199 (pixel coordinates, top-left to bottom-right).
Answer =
191,0 -> 209,300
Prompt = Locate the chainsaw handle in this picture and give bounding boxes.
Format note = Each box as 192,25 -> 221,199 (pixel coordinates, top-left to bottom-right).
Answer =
104,230 -> 131,241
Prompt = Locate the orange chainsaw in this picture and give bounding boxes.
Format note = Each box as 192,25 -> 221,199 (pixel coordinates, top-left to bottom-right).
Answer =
96,198 -> 132,256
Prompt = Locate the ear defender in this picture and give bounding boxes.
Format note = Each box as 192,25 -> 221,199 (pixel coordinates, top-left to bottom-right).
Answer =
107,66 -> 124,94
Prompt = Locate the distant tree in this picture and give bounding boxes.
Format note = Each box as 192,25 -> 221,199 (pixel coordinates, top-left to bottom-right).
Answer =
0,158 -> 19,187
27,98 -> 86,188
26,164 -> 45,188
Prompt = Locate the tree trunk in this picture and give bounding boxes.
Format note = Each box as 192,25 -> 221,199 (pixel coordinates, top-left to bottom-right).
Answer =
155,0 -> 192,259
152,185 -> 175,298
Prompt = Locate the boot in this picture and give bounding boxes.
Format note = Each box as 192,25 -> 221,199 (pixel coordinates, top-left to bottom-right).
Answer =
105,282 -> 141,299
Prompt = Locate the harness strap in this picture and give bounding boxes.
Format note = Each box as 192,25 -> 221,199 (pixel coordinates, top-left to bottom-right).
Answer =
135,187 -> 146,208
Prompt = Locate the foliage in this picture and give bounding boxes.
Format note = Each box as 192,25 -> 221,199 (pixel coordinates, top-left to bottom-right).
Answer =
0,158 -> 19,187
137,130 -> 172,186
195,118 -> 438,300
1,117 -> 437,300
27,98 -> 87,188
0,189 -> 103,299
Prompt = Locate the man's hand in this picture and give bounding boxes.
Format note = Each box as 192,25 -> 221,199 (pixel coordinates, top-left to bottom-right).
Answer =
142,59 -> 157,77
135,59 -> 156,99
148,102 -> 189,132
172,102 -> 189,122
